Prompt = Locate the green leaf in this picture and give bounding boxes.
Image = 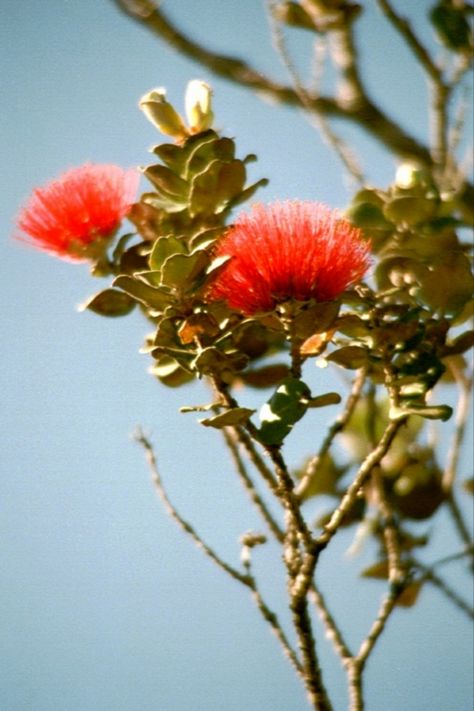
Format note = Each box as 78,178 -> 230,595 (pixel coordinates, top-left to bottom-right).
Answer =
226,178 -> 269,210
326,345 -> 368,369
292,301 -> 340,340
258,377 -> 311,446
185,136 -> 235,177
361,560 -> 389,579
151,142 -> 186,170
306,392 -> 341,408
200,407 -> 255,428
149,235 -> 187,271
78,288 -> 135,317
383,196 -> 438,226
189,226 -> 227,250
113,275 -> 171,311
149,356 -> 195,387
417,253 -> 474,315
192,347 -> 248,376
143,165 -> 189,199
294,453 -> 346,499
346,201 -> 392,230
389,404 -> 453,422
430,3 -> 472,50
238,364 -> 290,389
190,159 -> 246,216
396,581 -> 423,608
160,251 -> 210,290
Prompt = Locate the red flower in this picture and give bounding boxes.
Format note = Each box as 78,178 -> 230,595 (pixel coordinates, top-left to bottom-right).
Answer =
206,201 -> 371,315
16,163 -> 139,261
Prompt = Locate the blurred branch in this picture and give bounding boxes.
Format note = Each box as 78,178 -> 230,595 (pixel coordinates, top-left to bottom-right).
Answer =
376,0 -> 442,84
413,559 -> 474,619
443,360 -> 473,491
266,1 -> 365,185
111,0 -> 434,163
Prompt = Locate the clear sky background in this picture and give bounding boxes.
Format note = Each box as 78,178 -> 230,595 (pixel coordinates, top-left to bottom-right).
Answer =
1,2 -> 473,710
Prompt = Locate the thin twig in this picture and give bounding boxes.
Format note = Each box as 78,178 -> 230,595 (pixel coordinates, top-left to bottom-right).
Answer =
309,582 -> 352,663
242,553 -> 304,676
267,1 -> 365,185
366,385 -> 405,585
413,559 -> 474,619
134,428 -> 249,585
221,427 -> 284,542
443,361 -> 473,492
268,445 -> 315,551
297,367 -> 367,500
355,587 -> 401,669
316,419 -> 406,550
376,0 -> 443,83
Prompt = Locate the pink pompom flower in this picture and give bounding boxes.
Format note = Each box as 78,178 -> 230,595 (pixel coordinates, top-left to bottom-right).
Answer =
206,201 -> 371,315
16,163 -> 139,261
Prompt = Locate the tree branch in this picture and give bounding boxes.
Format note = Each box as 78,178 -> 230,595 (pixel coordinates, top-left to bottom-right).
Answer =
134,428 -> 250,585
111,0 -> 433,163
222,427 -> 284,542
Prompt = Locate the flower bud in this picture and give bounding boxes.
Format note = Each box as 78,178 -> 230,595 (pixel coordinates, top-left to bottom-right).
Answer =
139,88 -> 187,138
185,80 -> 214,133
395,162 -> 428,190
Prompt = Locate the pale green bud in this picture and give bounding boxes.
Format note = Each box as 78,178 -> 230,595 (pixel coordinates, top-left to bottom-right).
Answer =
139,88 -> 187,138
185,80 -> 214,133
395,162 -> 428,190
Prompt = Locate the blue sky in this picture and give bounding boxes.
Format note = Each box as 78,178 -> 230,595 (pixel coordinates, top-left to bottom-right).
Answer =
1,2 -> 472,710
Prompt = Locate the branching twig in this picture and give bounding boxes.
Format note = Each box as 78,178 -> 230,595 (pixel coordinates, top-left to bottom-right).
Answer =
111,0 -> 435,163
413,559 -> 474,619
316,419 -> 406,550
266,1 -> 365,185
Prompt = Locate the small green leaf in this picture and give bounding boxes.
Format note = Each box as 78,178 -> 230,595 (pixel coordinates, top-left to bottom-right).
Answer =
346,201 -> 392,230
190,159 -> 246,215
226,178 -> 269,210
200,407 -> 255,428
306,392 -> 341,408
258,377 -> 311,446
327,345 -> 368,369
149,356 -> 195,387
396,581 -> 423,608
361,560 -> 389,579
78,288 -> 135,317
185,136 -> 235,177
383,196 -> 438,225
143,165 -> 189,200
113,275 -> 171,311
151,143 -> 185,170
389,404 -> 453,422
160,251 -> 210,290
239,364 -> 290,389
149,235 -> 187,271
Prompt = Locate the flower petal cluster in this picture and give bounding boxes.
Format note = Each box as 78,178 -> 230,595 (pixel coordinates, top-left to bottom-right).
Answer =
16,163 -> 139,261
206,201 -> 371,315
